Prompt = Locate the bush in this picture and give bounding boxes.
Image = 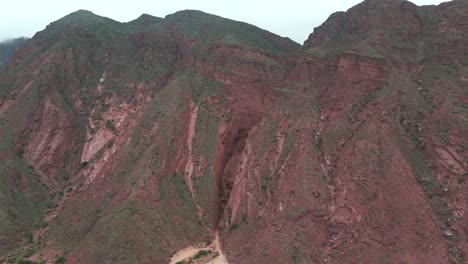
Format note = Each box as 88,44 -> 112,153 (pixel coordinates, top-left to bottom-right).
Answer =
193,250 -> 211,259
105,119 -> 117,132
229,223 -> 239,231
26,232 -> 34,243
17,260 -> 37,264
55,256 -> 66,264
23,248 -> 36,257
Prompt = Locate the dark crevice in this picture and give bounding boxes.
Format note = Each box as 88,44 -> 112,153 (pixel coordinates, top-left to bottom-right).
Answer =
218,128 -> 249,217
214,125 -> 251,229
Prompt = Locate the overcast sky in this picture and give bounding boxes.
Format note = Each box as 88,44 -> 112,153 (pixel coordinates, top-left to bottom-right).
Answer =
0,0 -> 447,44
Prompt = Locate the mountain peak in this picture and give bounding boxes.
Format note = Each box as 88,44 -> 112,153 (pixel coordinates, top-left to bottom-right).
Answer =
303,0 -> 421,55
71,9 -> 94,15
166,9 -> 215,19
50,9 -> 120,28
58,9 -> 99,21
355,0 -> 416,9
128,14 -> 163,25
164,9 -> 300,54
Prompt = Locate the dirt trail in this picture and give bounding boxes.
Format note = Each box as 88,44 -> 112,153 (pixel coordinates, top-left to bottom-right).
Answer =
169,232 -> 228,264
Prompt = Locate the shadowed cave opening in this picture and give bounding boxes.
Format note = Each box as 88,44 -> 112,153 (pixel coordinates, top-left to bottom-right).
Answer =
215,126 -> 250,228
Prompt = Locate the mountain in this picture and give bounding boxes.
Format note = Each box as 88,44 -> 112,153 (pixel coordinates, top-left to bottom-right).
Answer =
0,1 -> 466,263
0,37 -> 28,69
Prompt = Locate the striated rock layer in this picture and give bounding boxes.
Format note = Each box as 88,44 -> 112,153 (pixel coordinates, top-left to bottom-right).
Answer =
0,1 -> 466,263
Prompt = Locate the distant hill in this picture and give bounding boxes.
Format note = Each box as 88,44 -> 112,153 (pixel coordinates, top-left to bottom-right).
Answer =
0,37 -> 28,69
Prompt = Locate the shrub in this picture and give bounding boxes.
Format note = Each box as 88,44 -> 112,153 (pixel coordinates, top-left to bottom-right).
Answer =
193,250 -> 211,259
105,119 -> 117,132
17,260 -> 37,264
23,248 -> 37,257
55,256 -> 66,264
229,223 -> 239,231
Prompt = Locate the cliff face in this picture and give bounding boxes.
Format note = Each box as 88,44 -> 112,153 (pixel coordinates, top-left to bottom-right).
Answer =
0,1 -> 467,263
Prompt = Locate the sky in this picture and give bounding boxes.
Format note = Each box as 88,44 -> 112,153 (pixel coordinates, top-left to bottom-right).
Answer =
0,0 -> 447,44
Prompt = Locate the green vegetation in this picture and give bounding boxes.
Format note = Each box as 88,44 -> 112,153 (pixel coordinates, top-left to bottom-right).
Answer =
17,260 -> 38,264
177,69 -> 223,107
258,117 -> 279,157
392,73 -> 457,235
306,47 -> 326,58
166,10 -> 300,55
193,250 -> 211,259
186,97 -> 221,225
80,161 -> 89,168
286,206 -> 306,219
291,246 -> 302,264
54,256 -> 66,264
105,119 -> 117,132
0,156 -> 50,255
229,223 -> 239,231
278,128 -> 298,166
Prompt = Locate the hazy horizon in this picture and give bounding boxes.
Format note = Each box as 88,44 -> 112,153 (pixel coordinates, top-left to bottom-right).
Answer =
0,0 -> 447,44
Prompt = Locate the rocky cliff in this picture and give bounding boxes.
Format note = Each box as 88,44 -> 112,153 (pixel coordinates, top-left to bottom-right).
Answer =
0,0 -> 466,263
